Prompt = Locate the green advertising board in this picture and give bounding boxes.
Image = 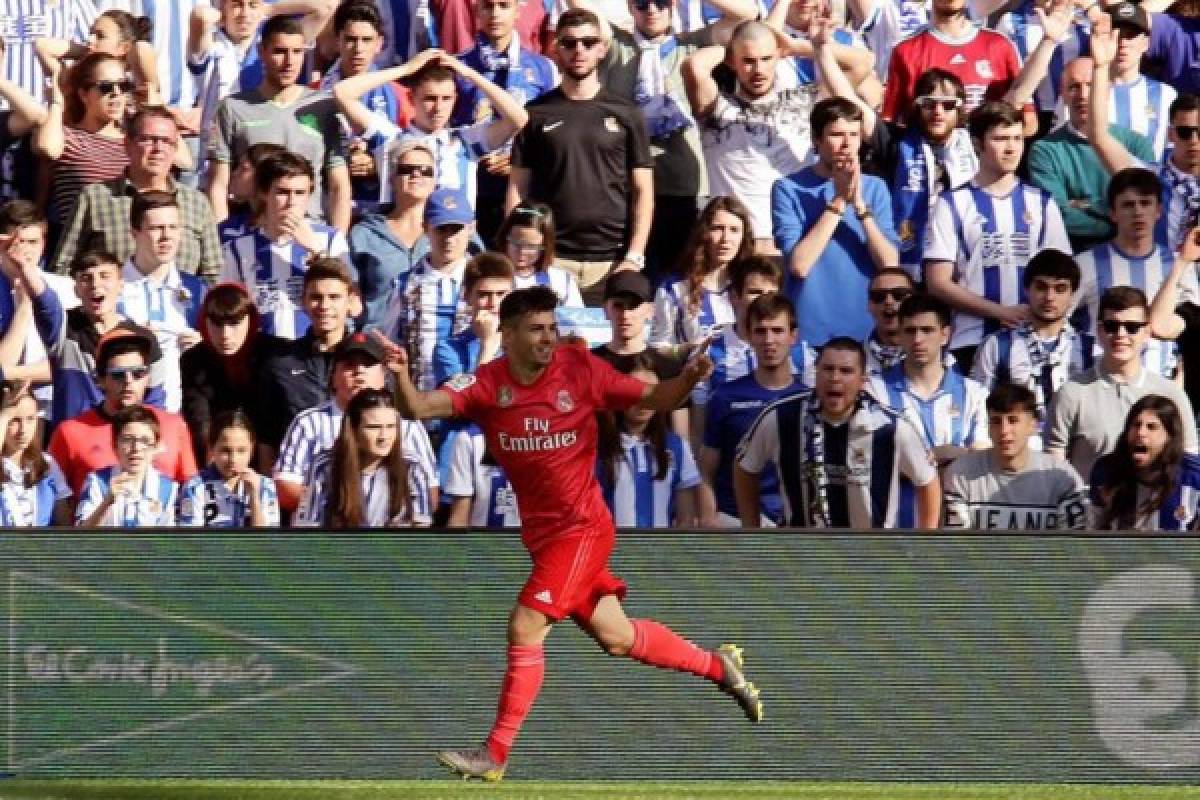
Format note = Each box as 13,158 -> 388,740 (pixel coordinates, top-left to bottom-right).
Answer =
2,531 -> 1199,782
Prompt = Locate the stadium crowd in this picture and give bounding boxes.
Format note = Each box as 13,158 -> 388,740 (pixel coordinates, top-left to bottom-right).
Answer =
0,0 -> 1195,531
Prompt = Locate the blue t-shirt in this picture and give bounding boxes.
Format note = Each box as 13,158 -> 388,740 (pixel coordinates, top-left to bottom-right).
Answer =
704,374 -> 807,522
771,166 -> 898,345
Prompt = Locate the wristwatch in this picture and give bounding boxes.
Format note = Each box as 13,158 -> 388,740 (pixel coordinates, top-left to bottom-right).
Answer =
623,252 -> 646,269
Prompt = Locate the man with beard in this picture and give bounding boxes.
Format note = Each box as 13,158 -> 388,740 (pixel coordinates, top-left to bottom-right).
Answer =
862,268 -> 914,377
943,384 -> 1087,531
507,8 -> 653,305
972,249 -> 1092,450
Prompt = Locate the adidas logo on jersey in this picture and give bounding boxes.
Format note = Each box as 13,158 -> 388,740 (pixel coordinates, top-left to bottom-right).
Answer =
534,590 -> 553,603
950,53 -> 966,64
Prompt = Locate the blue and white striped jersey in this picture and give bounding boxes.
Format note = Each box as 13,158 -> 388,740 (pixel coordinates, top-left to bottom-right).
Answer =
1075,241 -> 1197,378
599,430 -> 701,528
857,0 -> 929,81
362,112 -> 494,207
1111,75 -> 1176,160
130,0 -> 206,108
513,267 -> 583,307
994,1 -> 1089,115
378,256 -> 468,391
702,324 -> 817,406
870,364 -> 991,451
1159,160 -> 1200,257
273,399 -> 439,502
442,424 -> 520,528
649,279 -> 736,348
117,261 -> 206,413
0,453 -> 70,526
374,0 -> 435,67
1091,451 -> 1200,531
924,180 -> 1070,349
736,390 -> 937,528
178,464 -> 281,527
75,465 -> 178,528
0,0 -> 96,107
219,227 -> 350,340
293,449 -> 429,527
190,28 -> 263,179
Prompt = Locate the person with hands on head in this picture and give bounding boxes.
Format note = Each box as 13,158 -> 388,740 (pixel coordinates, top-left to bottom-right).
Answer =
0,44 -> 52,205
334,47 -> 529,212
75,404 -> 178,528
0,380 -> 71,527
35,10 -> 161,110
1088,12 -> 1200,256
771,96 -> 899,347
0,202 -> 60,409
924,101 -> 1070,372
179,410 -> 280,528
383,286 -> 763,783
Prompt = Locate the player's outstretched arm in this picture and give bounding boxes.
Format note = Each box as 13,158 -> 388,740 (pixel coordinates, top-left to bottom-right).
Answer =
639,354 -> 714,412
373,331 -> 455,420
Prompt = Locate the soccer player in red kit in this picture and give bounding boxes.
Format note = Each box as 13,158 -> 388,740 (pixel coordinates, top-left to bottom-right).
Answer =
386,286 -> 763,781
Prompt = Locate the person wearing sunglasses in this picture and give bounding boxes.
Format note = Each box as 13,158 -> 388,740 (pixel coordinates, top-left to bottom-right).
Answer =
47,326 -> 197,497
863,268 -> 915,377
452,0 -> 557,244
1075,168 -> 1191,382
1089,16 -> 1200,258
35,52 -> 130,238
333,46 -> 528,217
925,101 -> 1070,373
972,249 -> 1092,448
508,8 -> 653,305
1046,286 -> 1198,482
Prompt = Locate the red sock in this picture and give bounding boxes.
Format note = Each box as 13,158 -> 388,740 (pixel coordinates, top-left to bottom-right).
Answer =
485,644 -> 545,764
628,619 -> 724,683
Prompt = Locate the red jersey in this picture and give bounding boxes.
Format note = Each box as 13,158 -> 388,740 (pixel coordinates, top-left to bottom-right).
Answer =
445,343 -> 646,541
882,26 -> 1024,121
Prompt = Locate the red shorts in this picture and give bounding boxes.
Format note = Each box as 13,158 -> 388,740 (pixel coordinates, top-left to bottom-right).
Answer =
517,526 -> 627,623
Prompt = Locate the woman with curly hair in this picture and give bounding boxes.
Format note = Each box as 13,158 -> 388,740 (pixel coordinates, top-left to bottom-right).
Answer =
1090,394 -> 1200,530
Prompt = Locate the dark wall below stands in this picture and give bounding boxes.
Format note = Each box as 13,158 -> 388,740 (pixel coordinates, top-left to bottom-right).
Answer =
2,531 -> 1199,782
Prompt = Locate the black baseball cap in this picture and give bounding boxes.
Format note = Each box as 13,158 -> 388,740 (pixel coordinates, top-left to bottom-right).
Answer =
1108,1 -> 1150,34
603,271 -> 653,304
333,332 -> 386,364
94,322 -> 161,371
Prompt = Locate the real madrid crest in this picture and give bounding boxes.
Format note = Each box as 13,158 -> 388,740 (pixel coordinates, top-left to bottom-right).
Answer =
498,385 -> 514,407
604,116 -> 621,133
557,389 -> 574,412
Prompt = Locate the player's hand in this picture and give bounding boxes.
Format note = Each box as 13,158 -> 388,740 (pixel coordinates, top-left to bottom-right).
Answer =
1178,226 -> 1200,264
281,212 -> 321,254
832,158 -> 858,203
371,329 -> 409,374
110,471 -> 140,499
1089,15 -> 1118,67
471,308 -> 500,341
231,469 -> 262,497
807,15 -> 833,47
481,151 -> 512,177
684,352 -> 714,382
995,303 -> 1030,329
1035,0 -> 1073,44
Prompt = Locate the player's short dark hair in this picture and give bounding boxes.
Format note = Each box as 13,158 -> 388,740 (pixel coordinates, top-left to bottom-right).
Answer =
240,142 -> 288,171
1098,286 -> 1149,318
897,293 -> 952,328
1106,167 -> 1163,209
745,293 -> 796,330
1170,93 -> 1200,121
556,8 -> 602,32
68,249 -> 122,276
130,189 -> 178,230
209,410 -> 258,447
260,14 -> 305,44
334,0 -> 385,34
303,257 -> 355,291
499,286 -> 559,327
128,105 -> 177,138
869,266 -> 916,290
811,96 -> 862,140
463,252 -> 515,296
817,336 -> 866,372
907,68 -> 967,130
0,199 -> 46,234
254,151 -> 314,194
728,255 -> 782,295
968,101 -> 1023,140
409,63 -> 458,91
203,283 -> 255,324
986,383 -> 1039,417
1023,249 -> 1081,291
111,405 -> 160,444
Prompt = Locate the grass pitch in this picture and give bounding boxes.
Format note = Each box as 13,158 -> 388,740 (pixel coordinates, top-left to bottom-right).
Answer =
5,781 -> 1200,800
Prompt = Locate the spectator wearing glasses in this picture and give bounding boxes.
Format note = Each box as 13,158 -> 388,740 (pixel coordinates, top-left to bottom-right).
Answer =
52,107 -> 222,282
1046,286 -> 1198,482
865,69 -> 976,280
48,327 -> 197,496
863,268 -> 914,377
350,141 -> 437,329
1075,168 -> 1192,381
972,249 -> 1092,447
494,204 -> 583,306
1089,19 -> 1200,257
34,53 -> 130,237
453,0 -> 557,244
924,102 -> 1069,372
508,9 -> 653,305
75,405 -> 180,528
